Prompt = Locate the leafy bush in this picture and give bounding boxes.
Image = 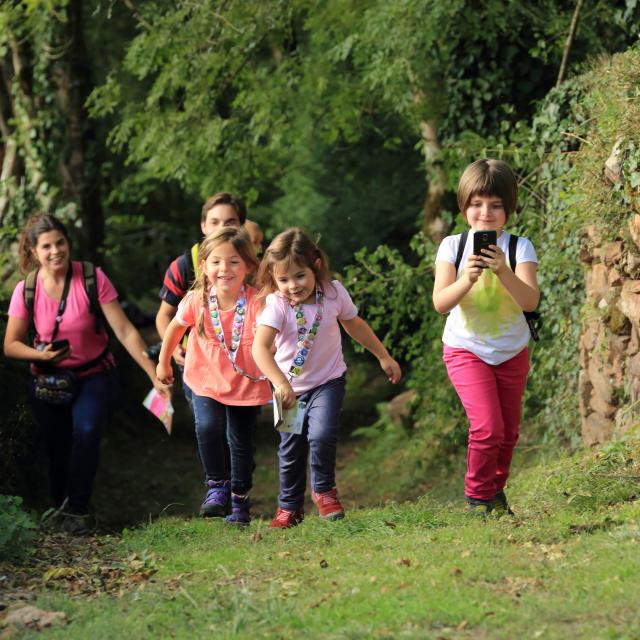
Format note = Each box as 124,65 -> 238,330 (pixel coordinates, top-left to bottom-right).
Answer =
0,495 -> 37,561
345,46 -> 640,456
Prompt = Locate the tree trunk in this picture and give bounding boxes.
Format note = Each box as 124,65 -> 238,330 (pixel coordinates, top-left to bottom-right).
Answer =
54,0 -> 103,262
419,119 -> 447,243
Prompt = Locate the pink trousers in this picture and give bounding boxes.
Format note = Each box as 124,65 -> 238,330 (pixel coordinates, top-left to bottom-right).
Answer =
443,346 -> 529,501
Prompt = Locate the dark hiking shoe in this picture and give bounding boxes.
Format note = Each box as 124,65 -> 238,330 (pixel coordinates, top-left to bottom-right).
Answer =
464,496 -> 493,517
200,480 -> 230,517
492,490 -> 515,516
225,494 -> 251,525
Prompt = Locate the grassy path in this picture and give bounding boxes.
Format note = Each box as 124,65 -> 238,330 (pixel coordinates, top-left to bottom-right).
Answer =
2,430 -> 640,639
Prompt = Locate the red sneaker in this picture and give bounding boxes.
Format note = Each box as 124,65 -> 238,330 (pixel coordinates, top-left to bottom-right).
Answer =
312,488 -> 345,520
269,507 -> 305,529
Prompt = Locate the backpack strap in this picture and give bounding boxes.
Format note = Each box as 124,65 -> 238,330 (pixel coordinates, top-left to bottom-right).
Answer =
454,231 -> 469,274
81,261 -> 105,334
23,269 -> 39,344
508,233 -> 518,272
191,242 -> 200,281
508,234 -> 541,342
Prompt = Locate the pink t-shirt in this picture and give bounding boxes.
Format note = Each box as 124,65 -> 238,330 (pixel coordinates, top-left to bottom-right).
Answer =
176,286 -> 271,406
257,280 -> 358,394
8,261 -> 118,375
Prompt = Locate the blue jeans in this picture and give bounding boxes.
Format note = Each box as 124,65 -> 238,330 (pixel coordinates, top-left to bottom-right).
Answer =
278,375 -> 346,511
191,394 -> 258,495
28,368 -> 118,514
177,365 -> 194,412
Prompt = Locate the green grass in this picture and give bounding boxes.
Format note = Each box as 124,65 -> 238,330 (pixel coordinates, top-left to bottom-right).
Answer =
9,430 -> 640,639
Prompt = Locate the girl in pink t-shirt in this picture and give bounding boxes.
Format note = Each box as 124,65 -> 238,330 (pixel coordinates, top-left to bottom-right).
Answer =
157,227 -> 270,525
252,228 -> 402,528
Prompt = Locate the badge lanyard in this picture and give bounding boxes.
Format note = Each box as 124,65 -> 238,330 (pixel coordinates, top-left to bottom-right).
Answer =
287,287 -> 324,381
208,285 -> 266,382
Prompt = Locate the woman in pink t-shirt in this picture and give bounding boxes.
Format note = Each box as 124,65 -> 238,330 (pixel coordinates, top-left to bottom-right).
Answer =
157,227 -> 270,525
252,228 -> 402,529
3,213 -> 170,534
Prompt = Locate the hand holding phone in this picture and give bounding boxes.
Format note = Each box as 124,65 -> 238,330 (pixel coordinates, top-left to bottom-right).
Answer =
473,230 -> 497,268
50,339 -> 70,352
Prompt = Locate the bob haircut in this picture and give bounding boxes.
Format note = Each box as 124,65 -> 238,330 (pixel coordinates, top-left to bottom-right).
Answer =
457,159 -> 518,220
201,192 -> 247,225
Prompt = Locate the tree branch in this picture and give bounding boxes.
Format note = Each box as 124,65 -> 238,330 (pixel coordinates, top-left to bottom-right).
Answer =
556,0 -> 584,87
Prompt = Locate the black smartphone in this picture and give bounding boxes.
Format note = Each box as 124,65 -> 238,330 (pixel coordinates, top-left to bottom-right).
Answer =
473,230 -> 497,268
50,339 -> 70,351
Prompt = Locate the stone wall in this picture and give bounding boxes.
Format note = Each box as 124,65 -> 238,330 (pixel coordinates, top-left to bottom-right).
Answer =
579,211 -> 640,445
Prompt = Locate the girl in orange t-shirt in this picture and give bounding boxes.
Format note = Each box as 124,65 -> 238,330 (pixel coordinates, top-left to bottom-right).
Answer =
157,227 -> 271,524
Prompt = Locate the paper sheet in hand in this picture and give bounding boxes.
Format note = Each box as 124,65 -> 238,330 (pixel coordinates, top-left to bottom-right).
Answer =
143,388 -> 174,434
272,387 -> 304,434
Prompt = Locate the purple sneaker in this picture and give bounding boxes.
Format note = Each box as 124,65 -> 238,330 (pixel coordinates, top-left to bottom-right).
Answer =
199,480 -> 230,517
225,494 -> 251,525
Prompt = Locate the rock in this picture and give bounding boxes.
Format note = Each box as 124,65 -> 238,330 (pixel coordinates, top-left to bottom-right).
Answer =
608,333 -> 630,359
629,214 -> 640,249
626,252 -> 640,275
603,241 -> 623,267
615,409 -> 637,437
2,606 -> 66,630
588,356 -> 613,405
629,325 -> 640,356
590,263 -> 609,301
604,138 -> 623,184
579,242 -> 593,264
578,371 -> 593,418
628,353 -> 640,377
610,352 -> 626,387
609,304 -> 631,335
619,280 -> 640,324
607,268 -> 622,287
584,225 -> 603,247
386,389 -> 417,427
589,391 -> 617,419
582,412 -> 615,446
579,321 -> 599,353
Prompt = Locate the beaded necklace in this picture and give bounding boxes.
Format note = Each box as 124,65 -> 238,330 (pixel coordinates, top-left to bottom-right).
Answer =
288,287 -> 324,380
208,285 -> 266,382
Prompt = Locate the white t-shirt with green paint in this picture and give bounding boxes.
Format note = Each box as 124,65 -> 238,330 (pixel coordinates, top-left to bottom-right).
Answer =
436,231 -> 538,365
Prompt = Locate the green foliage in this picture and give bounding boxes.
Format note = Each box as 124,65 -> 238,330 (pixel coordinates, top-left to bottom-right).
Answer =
0,495 -> 37,561
88,0 -> 640,272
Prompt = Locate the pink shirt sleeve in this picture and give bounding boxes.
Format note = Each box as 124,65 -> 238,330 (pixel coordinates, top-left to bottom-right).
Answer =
176,292 -> 199,328
332,280 -> 358,321
257,293 -> 286,331
96,267 -> 118,303
8,281 -> 28,320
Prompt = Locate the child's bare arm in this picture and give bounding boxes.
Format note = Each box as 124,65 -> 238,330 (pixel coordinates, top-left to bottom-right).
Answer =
156,318 -> 187,385
339,315 -> 401,384
432,258 -> 481,314
495,259 -> 540,312
252,325 -> 296,409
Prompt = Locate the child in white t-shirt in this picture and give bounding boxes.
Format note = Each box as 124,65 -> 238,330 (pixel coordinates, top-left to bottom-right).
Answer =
432,159 -> 540,516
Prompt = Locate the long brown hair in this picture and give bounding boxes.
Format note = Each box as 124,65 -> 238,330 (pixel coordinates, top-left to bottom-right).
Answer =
256,227 -> 331,298
18,213 -> 71,273
192,227 -> 259,337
